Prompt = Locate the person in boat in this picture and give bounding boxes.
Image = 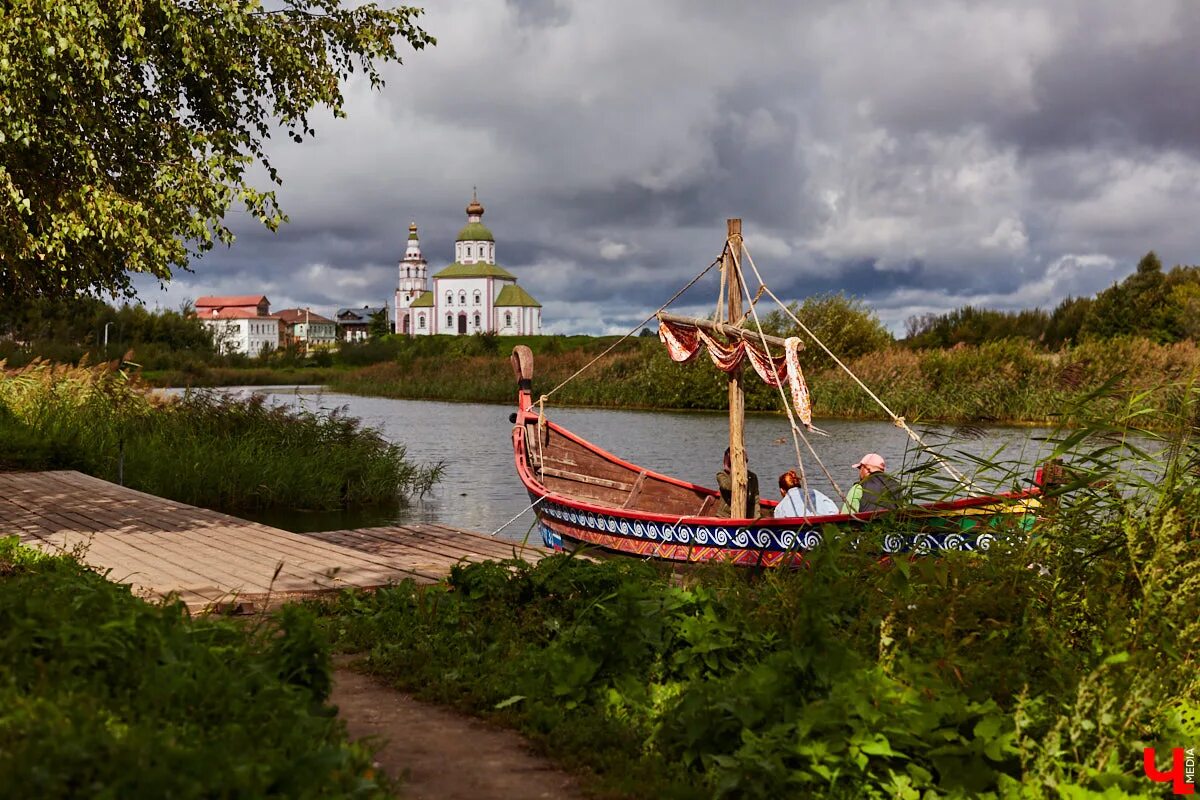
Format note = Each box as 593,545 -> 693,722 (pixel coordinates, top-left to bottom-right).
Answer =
841,453 -> 902,514
715,447 -> 763,518
774,469 -> 839,519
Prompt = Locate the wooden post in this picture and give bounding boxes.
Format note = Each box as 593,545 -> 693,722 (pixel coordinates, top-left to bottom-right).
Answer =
725,218 -> 748,518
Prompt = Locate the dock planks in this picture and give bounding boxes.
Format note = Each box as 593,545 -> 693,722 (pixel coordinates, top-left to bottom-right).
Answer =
0,470 -> 549,613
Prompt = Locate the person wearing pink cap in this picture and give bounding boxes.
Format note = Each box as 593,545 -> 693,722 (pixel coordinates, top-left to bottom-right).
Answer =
841,452 -> 902,514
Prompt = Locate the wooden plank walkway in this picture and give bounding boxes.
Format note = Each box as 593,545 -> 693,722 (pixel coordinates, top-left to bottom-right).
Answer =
0,470 -> 548,613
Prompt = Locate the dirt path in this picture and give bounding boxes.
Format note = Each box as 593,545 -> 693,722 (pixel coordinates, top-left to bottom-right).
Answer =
332,659 -> 586,800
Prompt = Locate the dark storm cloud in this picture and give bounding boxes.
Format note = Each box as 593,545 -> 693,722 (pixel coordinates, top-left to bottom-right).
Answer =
1000,6 -> 1200,156
134,1 -> 1200,334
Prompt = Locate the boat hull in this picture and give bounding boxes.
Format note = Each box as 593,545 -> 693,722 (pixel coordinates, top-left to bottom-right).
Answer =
509,344 -> 1041,566
530,492 -> 1036,566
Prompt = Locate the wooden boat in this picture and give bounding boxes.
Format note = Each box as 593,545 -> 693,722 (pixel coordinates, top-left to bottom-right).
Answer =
509,220 -> 1045,566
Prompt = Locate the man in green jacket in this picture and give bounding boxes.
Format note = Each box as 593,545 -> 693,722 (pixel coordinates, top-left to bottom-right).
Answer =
841,453 -> 902,514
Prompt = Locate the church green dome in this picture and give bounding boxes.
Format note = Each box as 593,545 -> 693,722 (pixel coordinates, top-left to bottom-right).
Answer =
455,222 -> 494,242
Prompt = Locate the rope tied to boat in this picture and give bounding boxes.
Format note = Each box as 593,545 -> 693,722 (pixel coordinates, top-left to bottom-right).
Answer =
538,257 -> 721,404
487,492 -> 549,537
736,242 -> 972,489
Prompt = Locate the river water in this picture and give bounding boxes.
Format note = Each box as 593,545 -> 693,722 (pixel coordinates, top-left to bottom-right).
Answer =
194,387 -> 1070,543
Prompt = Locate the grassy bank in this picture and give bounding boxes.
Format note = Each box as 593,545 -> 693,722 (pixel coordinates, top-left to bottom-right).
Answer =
327,336 -> 1200,427
314,429 -> 1200,798
0,538 -> 391,797
142,365 -> 346,388
0,360 -> 440,512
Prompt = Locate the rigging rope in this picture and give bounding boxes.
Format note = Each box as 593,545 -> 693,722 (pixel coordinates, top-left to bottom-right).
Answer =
725,239 -> 849,505
736,243 -> 971,488
487,490 -> 548,536
539,257 -> 721,404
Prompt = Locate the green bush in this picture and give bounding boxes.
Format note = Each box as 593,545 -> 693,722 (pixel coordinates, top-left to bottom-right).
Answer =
0,538 -> 389,798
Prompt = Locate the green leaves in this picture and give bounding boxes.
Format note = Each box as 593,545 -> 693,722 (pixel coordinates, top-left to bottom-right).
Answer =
0,0 -> 434,299
0,538 -> 387,798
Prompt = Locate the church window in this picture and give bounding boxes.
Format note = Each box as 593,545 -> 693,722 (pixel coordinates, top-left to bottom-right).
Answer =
473,290 -> 481,305
446,291 -> 453,305
505,312 -> 512,327
418,314 -> 425,329
466,246 -> 471,257
474,313 -> 481,328
446,313 -> 453,327
458,290 -> 466,305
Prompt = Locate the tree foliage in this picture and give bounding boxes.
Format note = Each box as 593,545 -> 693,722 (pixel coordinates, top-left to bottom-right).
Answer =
905,251 -> 1200,349
761,292 -> 894,370
367,308 -> 391,339
0,0 -> 434,299
0,296 -> 213,355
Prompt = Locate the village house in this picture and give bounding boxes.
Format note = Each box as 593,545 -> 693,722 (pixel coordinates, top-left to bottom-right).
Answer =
275,308 -> 338,352
335,306 -> 389,342
194,295 -> 281,355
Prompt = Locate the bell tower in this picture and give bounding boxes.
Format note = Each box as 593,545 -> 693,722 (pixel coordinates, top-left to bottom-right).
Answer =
395,222 -> 429,334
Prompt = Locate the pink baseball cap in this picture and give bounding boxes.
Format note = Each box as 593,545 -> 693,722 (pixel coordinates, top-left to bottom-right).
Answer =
853,453 -> 886,471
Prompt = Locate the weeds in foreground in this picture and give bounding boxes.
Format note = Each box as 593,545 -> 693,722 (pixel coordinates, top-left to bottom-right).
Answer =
0,537 -> 390,798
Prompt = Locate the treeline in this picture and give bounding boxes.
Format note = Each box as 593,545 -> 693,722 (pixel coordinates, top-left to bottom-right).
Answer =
905,251 -> 1200,348
0,296 -> 215,367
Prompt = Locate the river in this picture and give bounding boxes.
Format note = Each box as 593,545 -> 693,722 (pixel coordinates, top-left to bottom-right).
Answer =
192,387 -> 1071,543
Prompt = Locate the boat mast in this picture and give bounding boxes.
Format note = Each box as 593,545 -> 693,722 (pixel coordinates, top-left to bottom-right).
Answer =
725,218 -> 749,518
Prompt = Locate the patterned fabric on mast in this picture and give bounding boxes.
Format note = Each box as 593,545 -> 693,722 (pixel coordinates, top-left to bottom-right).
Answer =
784,336 -> 813,430
658,320 -> 815,431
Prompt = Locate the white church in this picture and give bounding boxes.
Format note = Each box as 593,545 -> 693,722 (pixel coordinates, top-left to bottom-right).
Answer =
394,192 -> 543,336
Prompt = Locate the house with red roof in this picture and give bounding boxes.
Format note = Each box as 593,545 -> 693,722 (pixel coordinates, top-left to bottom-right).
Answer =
194,295 -> 281,355
275,308 -> 338,352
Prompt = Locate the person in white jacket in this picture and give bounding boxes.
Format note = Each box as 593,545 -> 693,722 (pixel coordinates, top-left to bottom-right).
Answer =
774,469 -> 838,519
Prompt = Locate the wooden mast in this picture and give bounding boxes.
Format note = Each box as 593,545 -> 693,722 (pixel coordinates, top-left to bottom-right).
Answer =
725,218 -> 748,518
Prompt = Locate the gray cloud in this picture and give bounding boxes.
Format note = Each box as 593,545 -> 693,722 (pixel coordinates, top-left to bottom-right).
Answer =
135,0 -> 1200,335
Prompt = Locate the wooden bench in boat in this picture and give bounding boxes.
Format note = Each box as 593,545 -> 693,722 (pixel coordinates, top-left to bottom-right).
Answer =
524,422 -> 716,517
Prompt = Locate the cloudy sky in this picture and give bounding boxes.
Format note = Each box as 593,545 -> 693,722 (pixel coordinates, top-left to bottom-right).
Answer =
134,0 -> 1200,335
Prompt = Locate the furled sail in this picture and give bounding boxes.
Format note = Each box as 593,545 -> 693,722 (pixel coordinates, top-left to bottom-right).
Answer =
658,318 -> 814,430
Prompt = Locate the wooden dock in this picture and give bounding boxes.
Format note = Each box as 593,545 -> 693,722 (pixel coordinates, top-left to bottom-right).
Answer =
0,470 -> 548,613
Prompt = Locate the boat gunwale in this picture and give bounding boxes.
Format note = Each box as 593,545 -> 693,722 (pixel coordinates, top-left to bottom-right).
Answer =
512,406 -> 1042,529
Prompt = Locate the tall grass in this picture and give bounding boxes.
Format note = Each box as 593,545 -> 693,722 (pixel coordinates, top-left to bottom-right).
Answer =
329,336 -> 1200,428
315,392 -> 1200,798
0,538 -> 393,798
0,359 -> 441,512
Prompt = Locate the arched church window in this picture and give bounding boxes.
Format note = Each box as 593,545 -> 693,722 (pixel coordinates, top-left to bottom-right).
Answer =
458,291 -> 466,305
505,312 -> 512,327
446,291 -> 453,305
473,313 -> 481,328
446,313 -> 453,327
418,314 -> 425,329
466,246 -> 472,257
473,290 -> 481,305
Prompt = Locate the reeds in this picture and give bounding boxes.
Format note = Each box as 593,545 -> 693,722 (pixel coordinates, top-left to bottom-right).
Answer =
0,359 -> 441,512
327,335 -> 1200,428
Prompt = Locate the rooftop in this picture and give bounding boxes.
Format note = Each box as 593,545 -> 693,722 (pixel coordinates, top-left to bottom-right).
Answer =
433,261 -> 515,280
195,295 -> 268,308
455,222 -> 494,242
199,308 -> 280,320
274,308 -> 335,325
494,284 -> 542,308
